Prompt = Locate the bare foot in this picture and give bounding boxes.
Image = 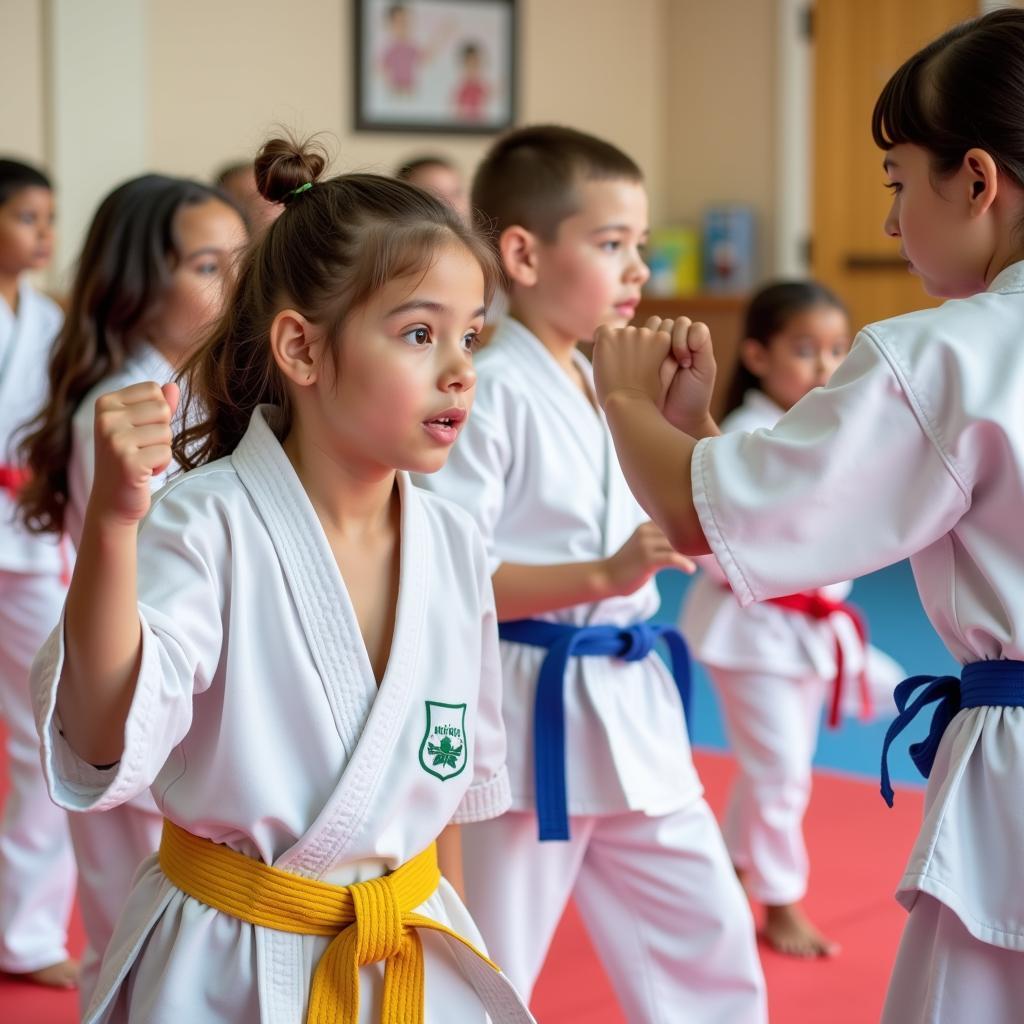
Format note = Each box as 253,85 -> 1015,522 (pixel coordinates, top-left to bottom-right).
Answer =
24,958 -> 80,989
762,903 -> 839,958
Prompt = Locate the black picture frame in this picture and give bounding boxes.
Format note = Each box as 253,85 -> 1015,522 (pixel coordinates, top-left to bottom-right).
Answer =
353,0 -> 518,134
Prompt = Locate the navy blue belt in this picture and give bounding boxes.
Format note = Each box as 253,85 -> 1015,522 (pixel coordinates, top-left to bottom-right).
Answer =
880,659 -> 1024,806
498,619 -> 692,841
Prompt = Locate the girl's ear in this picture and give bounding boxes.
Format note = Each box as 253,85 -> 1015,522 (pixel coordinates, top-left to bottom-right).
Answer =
269,309 -> 323,387
739,337 -> 770,379
499,225 -> 540,288
963,147 -> 1000,217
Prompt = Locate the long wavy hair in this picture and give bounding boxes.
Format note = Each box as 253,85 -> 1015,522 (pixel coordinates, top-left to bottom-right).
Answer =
18,174 -> 241,535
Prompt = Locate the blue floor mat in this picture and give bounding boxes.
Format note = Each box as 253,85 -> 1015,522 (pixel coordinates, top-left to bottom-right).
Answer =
655,560 -> 958,788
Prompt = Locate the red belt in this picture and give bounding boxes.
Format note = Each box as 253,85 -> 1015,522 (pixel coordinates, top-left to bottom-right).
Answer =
766,591 -> 872,727
0,464 -> 29,496
0,464 -> 71,585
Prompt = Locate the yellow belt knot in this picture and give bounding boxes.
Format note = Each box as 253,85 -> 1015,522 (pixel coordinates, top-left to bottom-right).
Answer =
158,819 -> 499,1024
351,873 -> 405,964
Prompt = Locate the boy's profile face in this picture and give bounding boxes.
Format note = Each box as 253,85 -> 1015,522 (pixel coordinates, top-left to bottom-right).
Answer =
528,177 -> 650,342
0,186 -> 55,277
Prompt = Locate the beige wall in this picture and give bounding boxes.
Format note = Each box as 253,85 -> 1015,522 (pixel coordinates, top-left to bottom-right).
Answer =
663,0 -> 777,276
1,0 -> 48,164
2,0 -> 779,278
147,0 -> 667,216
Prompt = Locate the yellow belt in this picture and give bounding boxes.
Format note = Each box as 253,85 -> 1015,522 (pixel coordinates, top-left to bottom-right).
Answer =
158,819 -> 499,1024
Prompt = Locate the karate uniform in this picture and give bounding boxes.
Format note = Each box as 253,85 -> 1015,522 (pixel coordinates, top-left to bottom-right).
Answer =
690,262 -> 1024,1023
64,340 -> 178,1007
417,318 -> 766,1024
682,388 -> 904,905
32,405 -> 532,1024
0,282 -> 75,974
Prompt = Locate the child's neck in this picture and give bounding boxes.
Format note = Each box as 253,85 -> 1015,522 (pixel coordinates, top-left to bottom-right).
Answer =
0,272 -> 21,314
507,301 -> 581,374
282,417 -> 397,540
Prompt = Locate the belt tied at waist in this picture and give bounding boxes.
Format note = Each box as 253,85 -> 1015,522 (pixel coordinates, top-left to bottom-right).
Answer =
765,590 -> 872,728
158,820 -> 500,1024
498,619 -> 692,842
879,659 -> 1024,806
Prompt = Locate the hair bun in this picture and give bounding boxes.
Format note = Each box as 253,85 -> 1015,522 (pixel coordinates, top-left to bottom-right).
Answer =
254,135 -> 328,205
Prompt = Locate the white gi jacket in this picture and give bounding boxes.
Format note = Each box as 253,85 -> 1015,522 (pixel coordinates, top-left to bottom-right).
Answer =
32,406 -> 528,1022
418,317 -> 699,818
0,282 -> 63,572
692,261 -> 1024,950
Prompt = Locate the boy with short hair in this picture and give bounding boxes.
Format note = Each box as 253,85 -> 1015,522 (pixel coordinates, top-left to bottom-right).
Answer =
0,157 -> 77,989
417,125 -> 766,1023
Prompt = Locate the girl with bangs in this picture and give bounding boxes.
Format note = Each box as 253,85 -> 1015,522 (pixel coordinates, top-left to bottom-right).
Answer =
592,9 -> 1024,1022
26,136 -> 533,1024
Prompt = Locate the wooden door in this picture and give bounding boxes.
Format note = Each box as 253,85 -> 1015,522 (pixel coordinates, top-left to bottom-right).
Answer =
812,0 -> 978,332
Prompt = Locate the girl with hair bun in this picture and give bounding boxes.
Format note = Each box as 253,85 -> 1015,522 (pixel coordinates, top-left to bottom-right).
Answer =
594,9 -> 1024,1021
28,134 -> 533,1024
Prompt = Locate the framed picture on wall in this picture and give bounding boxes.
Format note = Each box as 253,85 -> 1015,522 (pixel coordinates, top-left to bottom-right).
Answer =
354,0 -> 517,134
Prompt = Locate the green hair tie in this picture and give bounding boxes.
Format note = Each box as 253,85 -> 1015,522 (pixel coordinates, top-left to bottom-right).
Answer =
285,181 -> 313,201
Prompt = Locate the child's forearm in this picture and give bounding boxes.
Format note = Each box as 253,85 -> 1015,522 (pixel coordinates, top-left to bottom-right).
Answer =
59,512 -> 143,766
492,559 -> 619,621
603,392 -> 712,556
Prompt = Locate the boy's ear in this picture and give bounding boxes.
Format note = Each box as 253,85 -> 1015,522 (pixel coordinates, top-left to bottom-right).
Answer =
499,225 -> 540,288
270,309 -> 323,387
739,337 -> 769,379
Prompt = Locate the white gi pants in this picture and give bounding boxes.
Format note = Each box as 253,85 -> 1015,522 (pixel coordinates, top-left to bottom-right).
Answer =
882,893 -> 1024,1024
462,799 -> 767,1024
0,569 -> 75,973
710,666 -> 828,906
70,800 -> 163,1010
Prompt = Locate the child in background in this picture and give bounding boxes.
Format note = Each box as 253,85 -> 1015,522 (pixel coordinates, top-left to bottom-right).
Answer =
0,157 -> 77,989
418,125 -> 766,1024
215,160 -> 281,234
18,173 -> 247,1006
396,154 -> 470,223
593,10 -> 1024,1021
27,137 -> 532,1024
681,280 -> 904,958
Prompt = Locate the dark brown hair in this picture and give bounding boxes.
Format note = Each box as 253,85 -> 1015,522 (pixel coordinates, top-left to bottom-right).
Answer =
174,135 -> 500,471
722,280 -> 848,417
18,174 -> 242,535
0,158 -> 51,206
471,124 -> 642,245
872,8 -> 1024,186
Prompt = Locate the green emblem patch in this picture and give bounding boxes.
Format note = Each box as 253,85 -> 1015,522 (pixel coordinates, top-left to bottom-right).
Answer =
419,701 -> 468,781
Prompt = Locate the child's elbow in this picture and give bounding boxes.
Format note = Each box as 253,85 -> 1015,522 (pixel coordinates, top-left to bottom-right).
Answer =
664,509 -> 711,557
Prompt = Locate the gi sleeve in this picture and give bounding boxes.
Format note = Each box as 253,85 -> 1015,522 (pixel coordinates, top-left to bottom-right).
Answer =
31,478 -> 228,812
692,330 -> 970,605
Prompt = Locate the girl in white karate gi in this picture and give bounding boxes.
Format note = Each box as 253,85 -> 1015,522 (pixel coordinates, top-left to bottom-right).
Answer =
681,280 -> 904,958
593,10 -> 1024,1022
27,136 -> 533,1024
18,173 -> 247,1007
0,158 -> 77,989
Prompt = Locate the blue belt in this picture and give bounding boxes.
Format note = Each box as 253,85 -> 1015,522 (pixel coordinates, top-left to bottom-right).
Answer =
498,619 -> 692,841
880,659 -> 1024,807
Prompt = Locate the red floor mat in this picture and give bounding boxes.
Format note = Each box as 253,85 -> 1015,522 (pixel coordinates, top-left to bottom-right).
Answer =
0,743 -> 923,1023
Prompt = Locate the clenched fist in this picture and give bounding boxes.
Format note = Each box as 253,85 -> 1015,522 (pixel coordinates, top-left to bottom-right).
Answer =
89,380 -> 179,528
